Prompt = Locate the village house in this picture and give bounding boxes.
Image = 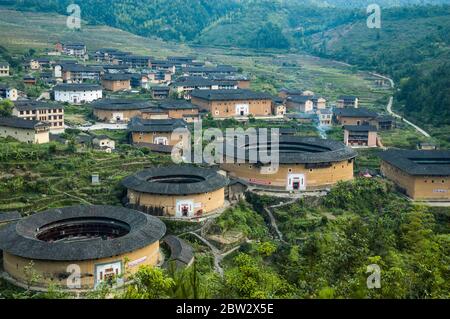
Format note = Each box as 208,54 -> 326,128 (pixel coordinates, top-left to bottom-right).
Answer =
128,117 -> 189,149
0,62 -> 10,77
129,74 -> 148,89
182,65 -> 238,77
311,96 -> 327,110
273,97 -> 286,116
53,83 -> 103,104
101,73 -> 131,92
92,135 -> 116,153
94,48 -> 124,63
12,100 -> 64,133
379,149 -> 450,201
28,58 -> 54,71
191,89 -> 273,118
55,63 -> 103,83
146,70 -> 172,85
122,55 -> 152,68
337,95 -> 359,108
167,56 -> 195,69
278,88 -> 315,100
56,42 -> 87,58
171,77 -> 238,100
0,85 -> 18,101
376,115 -> 396,130
333,108 -> 378,126
149,60 -> 177,73
285,113 -> 317,124
91,98 -> 155,123
317,108 -> 333,126
23,75 -> 36,86
102,64 -> 131,74
344,125 -> 378,148
209,74 -> 251,89
140,107 -> 170,120
151,86 -> 170,99
0,117 -> 50,144
286,96 -> 314,113
158,99 -> 200,120
278,88 -> 304,100
418,142 -> 438,151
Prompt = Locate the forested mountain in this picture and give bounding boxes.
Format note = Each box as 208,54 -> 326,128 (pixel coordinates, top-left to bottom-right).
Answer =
321,0 -> 450,8
306,5 -> 450,126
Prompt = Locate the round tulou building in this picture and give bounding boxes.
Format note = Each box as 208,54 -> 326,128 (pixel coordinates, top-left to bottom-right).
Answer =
220,135 -> 357,191
122,166 -> 229,218
0,205 -> 166,290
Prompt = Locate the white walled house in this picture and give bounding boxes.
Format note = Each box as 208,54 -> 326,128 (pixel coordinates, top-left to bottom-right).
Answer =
0,85 -> 18,101
53,84 -> 103,104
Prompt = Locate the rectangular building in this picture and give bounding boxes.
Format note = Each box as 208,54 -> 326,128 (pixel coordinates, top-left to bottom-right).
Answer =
53,84 -> 103,104
0,85 -> 18,101
286,96 -> 314,113
172,77 -> 238,100
344,125 -> 378,148
379,150 -> 450,201
0,117 -> 50,144
101,73 -> 131,92
191,89 -> 273,118
333,108 -> 378,126
128,117 -> 189,147
0,62 -> 10,77
12,101 -> 64,132
337,95 -> 359,108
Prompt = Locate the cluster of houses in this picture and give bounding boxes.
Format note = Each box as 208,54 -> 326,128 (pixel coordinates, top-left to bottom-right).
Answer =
0,41 -> 448,203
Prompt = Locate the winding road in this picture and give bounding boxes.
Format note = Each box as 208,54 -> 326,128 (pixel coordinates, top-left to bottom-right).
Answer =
371,73 -> 430,138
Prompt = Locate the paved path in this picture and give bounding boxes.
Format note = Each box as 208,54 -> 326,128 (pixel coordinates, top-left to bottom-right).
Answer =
386,96 -> 431,138
371,73 -> 431,138
75,123 -> 128,131
263,199 -> 299,245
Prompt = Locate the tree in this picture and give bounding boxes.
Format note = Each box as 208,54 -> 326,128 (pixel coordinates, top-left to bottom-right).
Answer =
121,266 -> 175,299
0,99 -> 13,116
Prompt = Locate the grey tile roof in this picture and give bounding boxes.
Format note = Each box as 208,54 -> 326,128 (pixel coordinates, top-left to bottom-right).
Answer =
0,116 -> 48,130
173,76 -> 236,88
221,136 -> 357,164
53,84 -> 102,92
344,125 -> 378,132
14,100 -> 64,111
102,73 -> 132,81
158,99 -> 198,110
191,89 -> 272,101
151,86 -> 170,92
287,96 -> 313,103
339,95 -> 358,101
128,117 -> 188,133
379,149 -> 450,176
0,205 -> 166,261
61,64 -> 102,72
333,107 -> 378,118
0,212 -> 22,223
91,98 -> 154,111
134,142 -> 174,154
122,165 -> 229,195
163,235 -> 194,266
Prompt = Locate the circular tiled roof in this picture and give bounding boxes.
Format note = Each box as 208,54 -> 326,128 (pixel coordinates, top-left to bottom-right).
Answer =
0,205 -> 166,261
122,166 -> 229,195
